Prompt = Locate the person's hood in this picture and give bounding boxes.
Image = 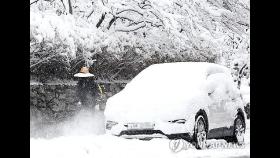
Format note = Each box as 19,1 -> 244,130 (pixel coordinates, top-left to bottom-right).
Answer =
74,73 -> 94,77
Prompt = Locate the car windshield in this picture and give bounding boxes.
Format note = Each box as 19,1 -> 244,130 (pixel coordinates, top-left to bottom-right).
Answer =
124,63 -> 207,93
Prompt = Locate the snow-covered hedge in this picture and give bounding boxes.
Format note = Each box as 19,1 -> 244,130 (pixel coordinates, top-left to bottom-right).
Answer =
30,0 -> 250,81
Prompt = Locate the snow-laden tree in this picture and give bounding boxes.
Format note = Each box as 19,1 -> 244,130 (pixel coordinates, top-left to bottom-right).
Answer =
30,0 -> 108,80
30,0 -> 250,81
88,0 -> 249,59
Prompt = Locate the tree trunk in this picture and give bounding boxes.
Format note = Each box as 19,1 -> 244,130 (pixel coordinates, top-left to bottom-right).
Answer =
68,0 -> 73,14
96,13 -> 107,28
237,64 -> 247,89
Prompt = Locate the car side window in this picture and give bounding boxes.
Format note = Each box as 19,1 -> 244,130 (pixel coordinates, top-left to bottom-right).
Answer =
206,73 -> 235,98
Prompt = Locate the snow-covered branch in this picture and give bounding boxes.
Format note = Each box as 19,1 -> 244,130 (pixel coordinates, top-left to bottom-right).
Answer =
117,9 -> 143,16
30,0 -> 40,5
115,22 -> 146,32
30,0 -> 250,80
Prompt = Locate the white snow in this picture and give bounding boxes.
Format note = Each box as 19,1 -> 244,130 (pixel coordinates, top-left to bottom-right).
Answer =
30,0 -> 250,66
30,9 -> 107,61
206,72 -> 240,102
30,109 -> 250,158
240,78 -> 250,104
30,80 -> 250,157
30,135 -> 249,158
30,0 -> 250,156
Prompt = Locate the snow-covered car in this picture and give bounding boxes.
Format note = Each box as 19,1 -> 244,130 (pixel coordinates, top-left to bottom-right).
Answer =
104,62 -> 246,149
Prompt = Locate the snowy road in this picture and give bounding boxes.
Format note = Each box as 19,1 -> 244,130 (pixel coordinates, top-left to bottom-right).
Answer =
30,110 -> 250,158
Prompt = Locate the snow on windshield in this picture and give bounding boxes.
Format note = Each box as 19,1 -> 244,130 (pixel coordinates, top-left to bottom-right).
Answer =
124,62 -> 228,91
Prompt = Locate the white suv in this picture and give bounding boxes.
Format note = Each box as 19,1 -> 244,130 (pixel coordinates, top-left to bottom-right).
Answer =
104,62 -> 246,149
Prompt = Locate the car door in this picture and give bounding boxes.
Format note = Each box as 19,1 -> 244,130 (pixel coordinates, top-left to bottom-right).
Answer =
205,73 -> 238,138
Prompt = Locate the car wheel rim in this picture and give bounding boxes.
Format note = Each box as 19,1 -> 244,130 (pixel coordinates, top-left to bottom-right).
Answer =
235,118 -> 245,145
196,118 -> 207,148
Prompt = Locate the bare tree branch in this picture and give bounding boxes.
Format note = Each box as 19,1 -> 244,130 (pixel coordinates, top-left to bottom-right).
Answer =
138,1 -> 152,9
96,13 -> 107,28
118,16 -> 134,22
149,11 -> 165,27
68,0 -> 73,14
127,21 -> 145,27
101,0 -> 105,6
30,53 -> 59,68
87,8 -> 95,19
107,16 -> 118,30
117,9 -> 143,16
145,21 -> 163,27
175,2 -> 182,8
30,0 -> 40,5
116,23 -> 146,32
60,0 -> 66,10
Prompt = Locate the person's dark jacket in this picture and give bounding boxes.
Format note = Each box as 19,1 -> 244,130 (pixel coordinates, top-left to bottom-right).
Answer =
77,77 -> 98,107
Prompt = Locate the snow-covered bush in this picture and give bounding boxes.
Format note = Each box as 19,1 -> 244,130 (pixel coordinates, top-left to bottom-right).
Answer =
30,0 -> 250,81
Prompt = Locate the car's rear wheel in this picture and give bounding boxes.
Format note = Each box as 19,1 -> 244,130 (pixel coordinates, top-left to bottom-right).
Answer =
234,115 -> 245,145
194,115 -> 207,149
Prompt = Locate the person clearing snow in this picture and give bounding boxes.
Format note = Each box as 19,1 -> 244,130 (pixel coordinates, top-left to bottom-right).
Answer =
74,66 -> 98,110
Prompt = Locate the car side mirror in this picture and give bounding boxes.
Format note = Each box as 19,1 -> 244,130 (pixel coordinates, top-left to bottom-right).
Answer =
208,90 -> 214,96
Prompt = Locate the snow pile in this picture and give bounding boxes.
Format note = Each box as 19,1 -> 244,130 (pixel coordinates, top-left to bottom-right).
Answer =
30,109 -> 105,138
31,100 -> 250,158
30,120 -> 250,158
105,62 -> 240,122
60,109 -> 105,136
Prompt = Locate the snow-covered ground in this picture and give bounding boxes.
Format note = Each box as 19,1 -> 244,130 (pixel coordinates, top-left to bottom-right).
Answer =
30,110 -> 250,158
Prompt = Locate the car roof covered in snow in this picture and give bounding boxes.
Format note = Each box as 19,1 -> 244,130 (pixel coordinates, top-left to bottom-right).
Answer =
125,62 -> 230,89
146,62 -> 229,76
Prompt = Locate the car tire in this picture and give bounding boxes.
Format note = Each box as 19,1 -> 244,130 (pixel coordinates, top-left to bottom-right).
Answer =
194,115 -> 207,149
233,115 -> 245,145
